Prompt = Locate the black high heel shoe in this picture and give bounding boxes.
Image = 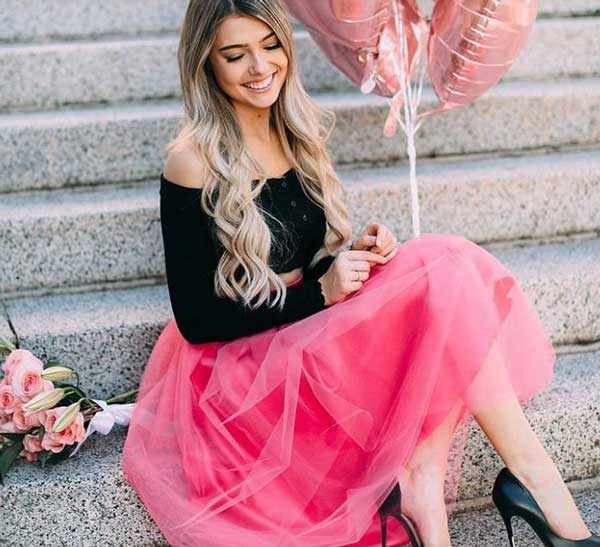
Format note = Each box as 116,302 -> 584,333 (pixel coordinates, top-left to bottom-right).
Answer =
377,481 -> 424,547
492,467 -> 600,546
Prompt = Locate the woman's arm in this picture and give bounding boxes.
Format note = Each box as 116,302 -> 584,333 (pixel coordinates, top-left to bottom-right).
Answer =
160,149 -> 332,344
304,255 -> 336,281
160,191 -> 330,345
278,266 -> 304,286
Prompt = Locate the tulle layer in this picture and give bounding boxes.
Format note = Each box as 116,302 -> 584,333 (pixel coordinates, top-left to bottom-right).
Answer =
121,232 -> 556,547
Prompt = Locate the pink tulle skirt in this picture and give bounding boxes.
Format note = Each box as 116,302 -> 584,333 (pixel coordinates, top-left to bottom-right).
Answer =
121,232 -> 556,547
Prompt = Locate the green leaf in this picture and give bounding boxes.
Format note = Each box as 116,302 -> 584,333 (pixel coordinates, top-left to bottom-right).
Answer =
44,357 -> 64,369
0,334 -> 17,354
46,443 -> 77,465
0,438 -> 24,485
0,433 -> 26,442
38,450 -> 50,468
55,382 -> 89,405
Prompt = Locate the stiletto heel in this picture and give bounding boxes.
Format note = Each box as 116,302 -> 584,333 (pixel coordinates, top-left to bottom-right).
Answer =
492,467 -> 600,546
499,510 -> 516,547
377,481 -> 424,547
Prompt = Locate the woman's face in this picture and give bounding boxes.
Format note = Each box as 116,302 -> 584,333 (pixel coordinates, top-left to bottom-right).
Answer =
208,15 -> 289,111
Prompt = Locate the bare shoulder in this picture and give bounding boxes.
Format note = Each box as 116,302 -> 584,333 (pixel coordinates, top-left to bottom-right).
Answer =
163,140 -> 207,189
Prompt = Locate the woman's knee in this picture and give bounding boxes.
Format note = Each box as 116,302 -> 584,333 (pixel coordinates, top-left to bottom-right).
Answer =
405,232 -> 470,260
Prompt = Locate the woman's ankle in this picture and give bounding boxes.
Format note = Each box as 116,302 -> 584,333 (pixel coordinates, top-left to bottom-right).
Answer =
405,460 -> 446,485
507,454 -> 560,491
399,465 -> 447,515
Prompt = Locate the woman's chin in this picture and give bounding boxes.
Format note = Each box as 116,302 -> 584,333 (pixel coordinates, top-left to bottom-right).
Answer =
238,90 -> 280,109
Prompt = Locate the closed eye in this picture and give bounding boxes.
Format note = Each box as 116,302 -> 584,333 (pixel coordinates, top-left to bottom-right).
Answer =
226,42 -> 282,63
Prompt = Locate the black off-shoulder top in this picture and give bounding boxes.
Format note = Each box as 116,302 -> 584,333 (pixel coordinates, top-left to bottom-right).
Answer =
159,168 -> 337,344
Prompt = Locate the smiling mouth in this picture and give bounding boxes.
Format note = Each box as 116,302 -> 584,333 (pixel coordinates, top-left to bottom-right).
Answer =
242,72 -> 276,90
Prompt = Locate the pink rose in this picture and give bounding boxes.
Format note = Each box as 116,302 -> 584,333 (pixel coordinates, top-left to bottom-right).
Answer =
40,407 -> 86,454
0,416 -> 18,433
2,349 -> 40,386
12,401 -> 43,431
0,384 -> 18,414
23,433 -> 43,453
20,433 -> 42,462
10,352 -> 52,402
19,448 -> 39,462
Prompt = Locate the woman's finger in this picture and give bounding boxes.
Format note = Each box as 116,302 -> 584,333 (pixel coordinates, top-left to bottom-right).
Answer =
348,250 -> 388,264
379,242 -> 395,256
384,245 -> 398,259
348,280 -> 364,291
346,260 -> 372,272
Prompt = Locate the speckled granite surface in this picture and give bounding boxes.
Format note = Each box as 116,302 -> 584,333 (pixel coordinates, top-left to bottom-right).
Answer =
2,18 -> 600,111
449,487 -> 600,547
0,0 -> 188,42
2,78 -> 600,194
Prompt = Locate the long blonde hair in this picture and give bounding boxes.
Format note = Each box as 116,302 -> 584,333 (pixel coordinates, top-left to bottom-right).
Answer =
166,0 -> 352,310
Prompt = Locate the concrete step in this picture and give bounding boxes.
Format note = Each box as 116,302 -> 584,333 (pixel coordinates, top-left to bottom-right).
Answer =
2,77 -> 600,194
1,0 -> 597,43
0,305 -> 13,341
541,0 -> 600,16
1,235 -> 599,399
0,0 -> 188,43
449,483 -> 600,547
1,149 -> 599,295
2,17 -> 599,112
0,348 -> 598,546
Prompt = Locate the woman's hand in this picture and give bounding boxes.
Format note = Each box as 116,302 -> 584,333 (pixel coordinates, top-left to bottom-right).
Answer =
351,223 -> 399,263
277,267 -> 303,287
317,250 -> 388,306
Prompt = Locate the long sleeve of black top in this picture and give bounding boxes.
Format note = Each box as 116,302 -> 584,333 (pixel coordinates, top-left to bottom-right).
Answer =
304,254 -> 336,281
160,178 -> 334,345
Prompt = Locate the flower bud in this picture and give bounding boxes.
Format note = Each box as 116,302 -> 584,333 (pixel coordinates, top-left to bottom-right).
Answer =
41,366 -> 75,382
0,335 -> 16,354
22,388 -> 65,414
53,401 -> 81,433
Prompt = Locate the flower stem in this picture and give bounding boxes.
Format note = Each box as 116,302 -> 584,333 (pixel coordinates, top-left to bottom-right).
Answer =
106,388 -> 138,404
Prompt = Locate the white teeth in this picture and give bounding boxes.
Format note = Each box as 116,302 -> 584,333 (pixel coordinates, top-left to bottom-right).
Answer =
243,73 -> 275,90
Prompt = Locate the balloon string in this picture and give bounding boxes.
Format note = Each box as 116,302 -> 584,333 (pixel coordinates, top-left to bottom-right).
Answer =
387,0 -> 427,239
407,124 -> 420,238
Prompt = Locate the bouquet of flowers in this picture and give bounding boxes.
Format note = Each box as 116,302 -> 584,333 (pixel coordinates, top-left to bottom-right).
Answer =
0,335 -> 137,483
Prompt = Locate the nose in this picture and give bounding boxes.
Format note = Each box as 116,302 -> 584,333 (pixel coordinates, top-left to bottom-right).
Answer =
248,50 -> 271,76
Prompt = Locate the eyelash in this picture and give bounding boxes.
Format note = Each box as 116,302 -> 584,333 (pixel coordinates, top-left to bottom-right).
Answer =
226,42 -> 282,63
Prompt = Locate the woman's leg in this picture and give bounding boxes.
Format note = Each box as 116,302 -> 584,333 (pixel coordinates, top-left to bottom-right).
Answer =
397,403 -> 463,547
468,340 -> 591,540
471,392 -> 591,540
400,390 -> 592,546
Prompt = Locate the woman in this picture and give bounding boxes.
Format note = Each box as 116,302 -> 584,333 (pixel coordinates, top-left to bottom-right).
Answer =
121,1 -> 599,546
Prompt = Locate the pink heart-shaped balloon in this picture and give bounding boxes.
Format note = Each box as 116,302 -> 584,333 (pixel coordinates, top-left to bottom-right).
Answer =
425,0 -> 538,116
376,0 -> 425,96
283,0 -> 394,95
284,0 -> 538,121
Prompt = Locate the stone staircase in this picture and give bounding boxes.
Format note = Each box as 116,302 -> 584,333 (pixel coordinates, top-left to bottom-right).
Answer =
1,1 -> 599,545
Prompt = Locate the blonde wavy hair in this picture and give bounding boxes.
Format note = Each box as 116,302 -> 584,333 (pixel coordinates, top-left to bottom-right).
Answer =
166,0 -> 353,310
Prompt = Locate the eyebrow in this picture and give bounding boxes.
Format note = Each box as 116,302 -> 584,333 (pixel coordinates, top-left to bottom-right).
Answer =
218,31 -> 276,52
